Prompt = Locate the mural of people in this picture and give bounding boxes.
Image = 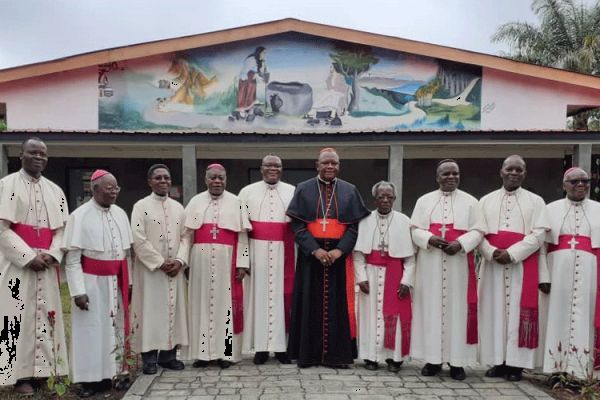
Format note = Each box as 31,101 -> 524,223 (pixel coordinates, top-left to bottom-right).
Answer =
311,65 -> 350,116
236,46 -> 269,114
99,34 -> 482,132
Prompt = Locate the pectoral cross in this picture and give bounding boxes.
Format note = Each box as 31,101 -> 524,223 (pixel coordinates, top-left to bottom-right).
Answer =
379,238 -> 388,256
320,219 -> 329,232
568,236 -> 579,251
439,224 -> 448,239
210,225 -> 220,240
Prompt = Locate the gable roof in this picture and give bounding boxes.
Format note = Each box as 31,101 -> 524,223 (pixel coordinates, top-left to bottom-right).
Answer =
1,18 -> 599,89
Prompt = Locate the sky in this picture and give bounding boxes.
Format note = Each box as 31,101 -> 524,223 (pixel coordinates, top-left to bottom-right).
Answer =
0,0 -> 594,70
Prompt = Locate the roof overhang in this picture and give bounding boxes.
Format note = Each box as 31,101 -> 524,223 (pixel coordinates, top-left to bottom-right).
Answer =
1,18 -> 599,90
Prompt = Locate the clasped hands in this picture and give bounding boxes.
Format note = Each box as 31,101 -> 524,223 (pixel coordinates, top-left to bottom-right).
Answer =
161,258 -> 183,277
26,253 -> 58,272
428,236 -> 462,255
358,281 -> 410,299
489,249 -> 552,294
313,248 -> 342,267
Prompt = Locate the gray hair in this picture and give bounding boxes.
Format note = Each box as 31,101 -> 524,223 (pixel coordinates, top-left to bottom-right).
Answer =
372,181 -> 396,197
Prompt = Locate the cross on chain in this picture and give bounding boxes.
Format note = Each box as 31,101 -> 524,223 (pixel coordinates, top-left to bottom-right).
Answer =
379,238 -> 388,256
439,224 -> 448,239
210,225 -> 220,240
568,236 -> 579,251
320,219 -> 329,232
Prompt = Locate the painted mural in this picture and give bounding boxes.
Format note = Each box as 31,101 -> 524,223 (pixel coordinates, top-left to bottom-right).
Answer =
98,33 -> 482,132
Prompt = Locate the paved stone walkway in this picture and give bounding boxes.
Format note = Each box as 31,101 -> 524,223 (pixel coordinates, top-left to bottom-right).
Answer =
124,359 -> 555,400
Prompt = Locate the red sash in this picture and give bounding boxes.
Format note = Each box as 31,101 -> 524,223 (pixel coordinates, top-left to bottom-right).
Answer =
194,224 -> 243,334
548,234 -> 600,369
365,252 -> 411,356
307,218 -> 347,239
486,231 -> 540,349
81,256 -> 130,362
11,223 -> 53,250
429,223 -> 478,344
12,223 -> 60,283
249,220 -> 295,332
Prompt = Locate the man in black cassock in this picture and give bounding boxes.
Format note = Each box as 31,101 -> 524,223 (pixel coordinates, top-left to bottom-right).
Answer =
286,147 -> 370,368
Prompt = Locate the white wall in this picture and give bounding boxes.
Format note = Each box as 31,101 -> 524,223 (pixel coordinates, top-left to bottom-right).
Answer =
1,63 -> 599,131
481,68 -> 600,130
0,67 -> 98,130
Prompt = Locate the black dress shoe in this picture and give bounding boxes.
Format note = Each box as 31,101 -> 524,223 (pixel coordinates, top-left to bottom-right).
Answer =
386,358 -> 403,373
114,377 -> 131,391
449,365 -> 466,381
158,359 -> 185,370
505,366 -> 523,382
217,359 -> 233,369
253,351 -> 269,365
192,359 -> 210,368
485,364 -> 506,378
79,386 -> 96,398
275,352 -> 291,364
143,362 -> 158,375
421,363 -> 442,376
364,359 -> 379,370
14,380 -> 35,396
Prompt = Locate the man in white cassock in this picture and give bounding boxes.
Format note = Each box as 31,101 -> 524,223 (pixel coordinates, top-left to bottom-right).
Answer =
0,138 -> 69,395
410,159 -> 485,380
239,155 -> 295,365
544,167 -> 600,380
354,181 -> 414,372
130,164 -> 187,375
175,163 -> 251,369
478,155 -> 550,382
63,170 -> 133,398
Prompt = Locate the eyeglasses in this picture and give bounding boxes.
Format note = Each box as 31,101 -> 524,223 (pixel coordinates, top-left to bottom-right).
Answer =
105,186 -> 121,193
565,179 -> 591,185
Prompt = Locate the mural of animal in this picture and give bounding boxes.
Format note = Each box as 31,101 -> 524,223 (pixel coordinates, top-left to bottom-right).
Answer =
167,57 -> 217,105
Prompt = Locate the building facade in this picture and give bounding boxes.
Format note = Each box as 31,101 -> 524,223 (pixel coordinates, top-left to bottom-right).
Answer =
1,19 -> 599,213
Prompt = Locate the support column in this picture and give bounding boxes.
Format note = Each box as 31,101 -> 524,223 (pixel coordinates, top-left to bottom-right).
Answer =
182,145 -> 197,206
573,143 -> 592,174
0,144 -> 8,179
387,144 -> 404,211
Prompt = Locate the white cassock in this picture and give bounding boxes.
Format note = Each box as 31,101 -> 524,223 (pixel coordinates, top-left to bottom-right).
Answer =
410,189 -> 485,366
238,180 -> 295,354
0,170 -> 69,386
130,193 -> 188,355
543,198 -> 600,379
63,199 -> 133,383
353,210 -> 415,363
177,191 -> 251,362
478,187 -> 550,369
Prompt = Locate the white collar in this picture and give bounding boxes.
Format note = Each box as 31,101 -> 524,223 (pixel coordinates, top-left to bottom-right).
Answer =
19,168 -> 41,184
92,198 -> 111,212
151,192 -> 168,202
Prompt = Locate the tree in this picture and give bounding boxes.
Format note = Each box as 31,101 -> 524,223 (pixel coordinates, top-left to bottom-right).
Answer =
492,0 -> 600,129
329,43 -> 379,113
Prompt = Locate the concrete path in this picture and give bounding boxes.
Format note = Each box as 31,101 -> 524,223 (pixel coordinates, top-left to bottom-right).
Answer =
123,359 -> 554,400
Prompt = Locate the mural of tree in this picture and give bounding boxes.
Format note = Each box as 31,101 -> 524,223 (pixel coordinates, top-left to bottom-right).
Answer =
329,43 -> 379,112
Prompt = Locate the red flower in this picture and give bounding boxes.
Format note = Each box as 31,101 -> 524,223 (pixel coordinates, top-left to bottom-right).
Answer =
47,311 -> 56,326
